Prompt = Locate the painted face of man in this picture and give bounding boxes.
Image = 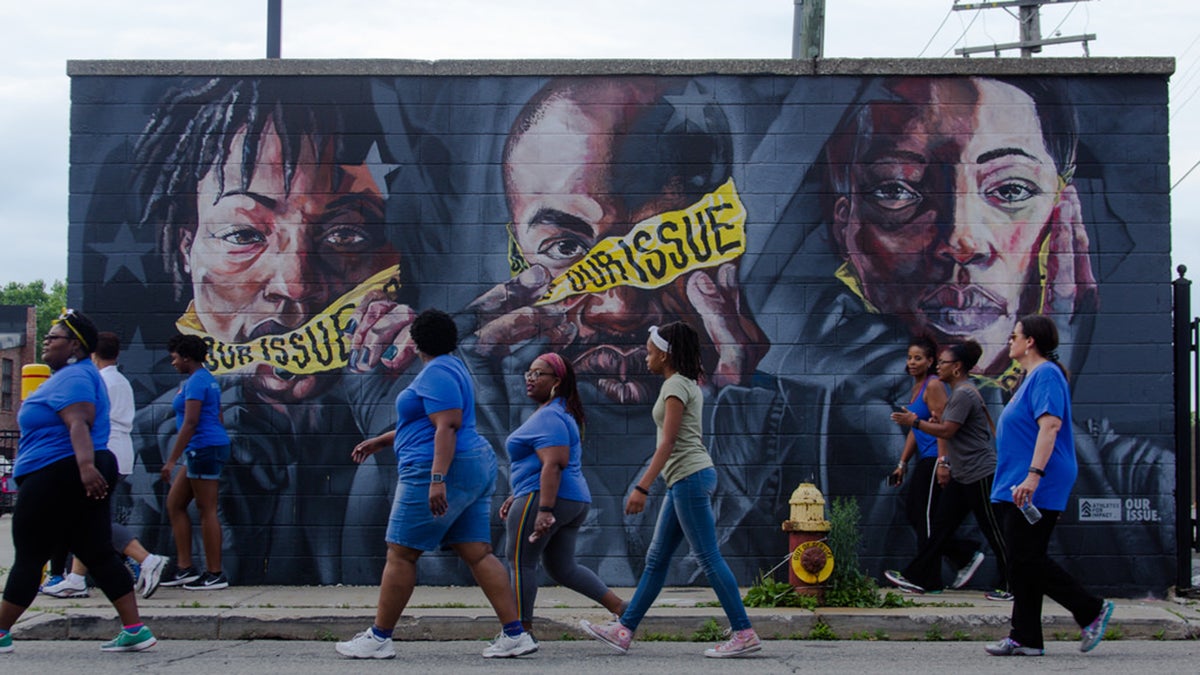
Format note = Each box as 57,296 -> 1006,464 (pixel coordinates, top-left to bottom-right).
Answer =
183,120 -> 395,402
833,78 -> 1066,373
505,97 -> 691,405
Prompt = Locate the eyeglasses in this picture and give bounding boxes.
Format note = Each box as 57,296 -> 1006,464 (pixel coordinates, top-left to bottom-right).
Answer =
936,359 -> 957,366
43,334 -> 72,343
1008,333 -> 1028,342
524,369 -> 554,381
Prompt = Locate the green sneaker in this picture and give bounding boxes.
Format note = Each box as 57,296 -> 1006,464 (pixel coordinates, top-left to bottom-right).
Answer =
1,631 -> 13,654
100,626 -> 157,652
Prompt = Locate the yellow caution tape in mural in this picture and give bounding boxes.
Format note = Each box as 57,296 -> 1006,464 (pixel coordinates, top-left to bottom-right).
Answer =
176,265 -> 402,376
533,179 -> 747,306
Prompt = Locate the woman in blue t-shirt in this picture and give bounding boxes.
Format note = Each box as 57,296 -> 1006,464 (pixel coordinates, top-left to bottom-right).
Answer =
335,309 -> 535,660
0,310 -> 156,654
499,352 -> 626,633
985,315 -> 1113,657
158,334 -> 231,591
889,335 -> 980,581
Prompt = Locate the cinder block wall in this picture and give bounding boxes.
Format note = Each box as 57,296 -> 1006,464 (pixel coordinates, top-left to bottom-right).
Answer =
68,58 -> 1175,595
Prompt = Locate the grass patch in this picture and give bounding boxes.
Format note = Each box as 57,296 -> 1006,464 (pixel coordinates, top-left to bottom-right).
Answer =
808,620 -> 837,640
696,600 -> 723,608
913,600 -> 973,608
692,618 -> 725,641
315,628 -> 338,642
879,592 -> 918,608
1104,625 -> 1124,641
411,602 -> 472,608
923,624 -> 945,641
641,632 -> 686,642
950,630 -> 971,641
558,632 -> 579,641
1153,629 -> 1167,640
848,629 -> 889,641
743,573 -> 819,610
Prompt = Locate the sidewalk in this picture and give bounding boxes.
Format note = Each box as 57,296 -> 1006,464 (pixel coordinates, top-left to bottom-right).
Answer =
4,518 -> 1199,643
7,579 -> 1200,643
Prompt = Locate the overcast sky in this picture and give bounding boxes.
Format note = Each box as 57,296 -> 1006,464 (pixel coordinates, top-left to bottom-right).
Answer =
3,0 -> 1198,291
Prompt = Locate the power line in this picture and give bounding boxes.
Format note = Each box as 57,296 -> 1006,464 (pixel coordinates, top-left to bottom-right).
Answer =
918,3 -> 956,58
942,9 -> 982,58
1044,1 -> 1081,39
1172,157 -> 1200,192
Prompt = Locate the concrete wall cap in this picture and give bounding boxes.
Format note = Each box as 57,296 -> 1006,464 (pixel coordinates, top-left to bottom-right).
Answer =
66,57 -> 1175,78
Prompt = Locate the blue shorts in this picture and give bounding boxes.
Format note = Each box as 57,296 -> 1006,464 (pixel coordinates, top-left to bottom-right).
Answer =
387,447 -> 497,551
185,444 -> 230,480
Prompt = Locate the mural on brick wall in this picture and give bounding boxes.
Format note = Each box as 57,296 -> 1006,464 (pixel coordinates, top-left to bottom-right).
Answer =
71,71 -> 1174,593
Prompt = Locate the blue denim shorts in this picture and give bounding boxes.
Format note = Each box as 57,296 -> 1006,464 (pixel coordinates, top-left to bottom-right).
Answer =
386,447 -> 497,551
185,444 -> 230,480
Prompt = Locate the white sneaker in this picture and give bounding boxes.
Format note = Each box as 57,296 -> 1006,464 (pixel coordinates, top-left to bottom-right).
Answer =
42,575 -> 89,598
482,631 -> 538,658
951,551 -> 985,590
335,629 -> 395,659
138,554 -> 168,599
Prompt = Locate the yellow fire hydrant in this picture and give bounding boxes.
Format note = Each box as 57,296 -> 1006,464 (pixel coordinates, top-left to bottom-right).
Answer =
780,482 -> 834,600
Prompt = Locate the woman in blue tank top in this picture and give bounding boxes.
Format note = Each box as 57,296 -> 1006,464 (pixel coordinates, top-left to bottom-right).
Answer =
888,336 -> 980,582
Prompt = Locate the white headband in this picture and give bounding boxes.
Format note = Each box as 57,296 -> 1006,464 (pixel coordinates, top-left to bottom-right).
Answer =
648,325 -> 671,353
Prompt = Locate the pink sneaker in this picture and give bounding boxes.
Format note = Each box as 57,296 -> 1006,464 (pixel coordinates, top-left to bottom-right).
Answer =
580,619 -> 633,654
704,628 -> 761,658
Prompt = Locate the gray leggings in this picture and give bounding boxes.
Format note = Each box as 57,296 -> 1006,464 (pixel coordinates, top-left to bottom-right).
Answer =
505,493 -> 612,625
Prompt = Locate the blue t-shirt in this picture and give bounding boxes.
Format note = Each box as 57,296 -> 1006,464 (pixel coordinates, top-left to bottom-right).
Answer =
172,367 -> 229,450
505,398 -> 591,503
15,360 -> 111,479
991,363 -> 1077,511
393,355 -> 490,468
906,376 -> 947,460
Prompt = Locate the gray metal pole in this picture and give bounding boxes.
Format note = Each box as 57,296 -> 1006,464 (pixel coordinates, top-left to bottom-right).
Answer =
1174,265 -> 1194,592
267,0 -> 282,59
793,0 -> 825,59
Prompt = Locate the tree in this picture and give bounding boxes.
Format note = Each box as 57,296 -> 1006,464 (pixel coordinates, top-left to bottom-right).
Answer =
0,279 -> 67,343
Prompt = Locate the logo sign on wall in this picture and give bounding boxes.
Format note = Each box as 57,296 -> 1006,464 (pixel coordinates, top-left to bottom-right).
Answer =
1078,498 -> 1122,522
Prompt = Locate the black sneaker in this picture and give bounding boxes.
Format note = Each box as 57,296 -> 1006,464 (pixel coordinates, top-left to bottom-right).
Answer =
160,565 -> 201,587
184,571 -> 229,591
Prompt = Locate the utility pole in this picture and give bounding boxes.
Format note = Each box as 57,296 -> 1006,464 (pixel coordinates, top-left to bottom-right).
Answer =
267,0 -> 281,59
953,0 -> 1096,58
792,0 -> 825,59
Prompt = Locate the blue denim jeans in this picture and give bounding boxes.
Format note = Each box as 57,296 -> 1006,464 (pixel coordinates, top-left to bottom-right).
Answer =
620,467 -> 751,632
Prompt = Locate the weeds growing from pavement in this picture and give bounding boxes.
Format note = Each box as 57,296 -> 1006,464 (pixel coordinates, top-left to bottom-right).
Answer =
693,618 -> 726,641
808,620 -> 837,640
743,573 -> 818,609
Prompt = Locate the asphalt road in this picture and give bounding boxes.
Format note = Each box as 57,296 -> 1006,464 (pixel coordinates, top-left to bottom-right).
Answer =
1,639 -> 1198,674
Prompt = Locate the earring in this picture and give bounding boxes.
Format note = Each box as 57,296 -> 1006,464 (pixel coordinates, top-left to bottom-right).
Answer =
550,384 -> 559,399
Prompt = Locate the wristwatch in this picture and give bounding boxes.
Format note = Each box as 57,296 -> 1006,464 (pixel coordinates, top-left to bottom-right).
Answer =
430,473 -> 445,484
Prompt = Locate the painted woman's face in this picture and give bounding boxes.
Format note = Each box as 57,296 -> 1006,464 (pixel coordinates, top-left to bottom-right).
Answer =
184,120 -> 394,402
834,78 -> 1064,373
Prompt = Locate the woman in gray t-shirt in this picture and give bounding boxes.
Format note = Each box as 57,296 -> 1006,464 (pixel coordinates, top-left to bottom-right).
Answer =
885,340 -> 1010,598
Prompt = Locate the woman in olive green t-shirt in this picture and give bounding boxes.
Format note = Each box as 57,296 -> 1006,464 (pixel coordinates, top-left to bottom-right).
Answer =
580,322 -> 760,659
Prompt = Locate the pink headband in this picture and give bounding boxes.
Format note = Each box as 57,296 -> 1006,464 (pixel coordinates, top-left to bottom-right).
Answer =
537,352 -> 567,380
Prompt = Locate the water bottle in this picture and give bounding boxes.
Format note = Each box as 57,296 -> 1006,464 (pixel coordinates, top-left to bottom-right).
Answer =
1011,485 -> 1042,524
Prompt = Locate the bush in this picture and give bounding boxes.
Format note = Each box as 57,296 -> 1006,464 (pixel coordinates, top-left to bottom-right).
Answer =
823,497 -> 888,608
